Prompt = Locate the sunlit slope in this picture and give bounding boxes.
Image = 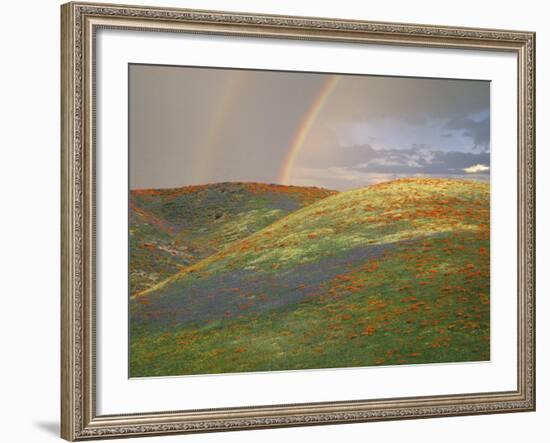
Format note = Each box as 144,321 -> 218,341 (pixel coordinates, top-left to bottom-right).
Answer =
131,178 -> 490,376
129,182 -> 336,295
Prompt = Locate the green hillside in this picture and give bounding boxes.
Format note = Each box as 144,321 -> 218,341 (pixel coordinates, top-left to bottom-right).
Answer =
130,178 -> 490,377
130,182 -> 336,296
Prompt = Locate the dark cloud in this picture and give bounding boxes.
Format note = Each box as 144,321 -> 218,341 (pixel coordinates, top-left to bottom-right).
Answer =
444,115 -> 490,150
351,146 -> 490,176
325,144 -> 378,167
411,144 -> 430,150
326,76 -> 490,126
295,131 -> 377,168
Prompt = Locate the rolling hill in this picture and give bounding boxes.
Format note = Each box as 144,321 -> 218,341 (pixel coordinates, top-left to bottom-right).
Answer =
130,178 -> 490,377
130,182 -> 336,296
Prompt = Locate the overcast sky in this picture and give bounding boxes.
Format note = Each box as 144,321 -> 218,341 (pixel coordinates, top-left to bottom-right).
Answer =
129,64 -> 490,191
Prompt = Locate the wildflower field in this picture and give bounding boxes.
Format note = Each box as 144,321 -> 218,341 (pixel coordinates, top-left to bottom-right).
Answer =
129,178 -> 490,377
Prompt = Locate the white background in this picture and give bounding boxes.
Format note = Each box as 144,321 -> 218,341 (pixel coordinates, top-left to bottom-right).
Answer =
0,0 -> 546,442
97,29 -> 517,414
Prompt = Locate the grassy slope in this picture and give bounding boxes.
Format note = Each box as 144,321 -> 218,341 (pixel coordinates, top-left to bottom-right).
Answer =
130,182 -> 336,296
130,178 -> 490,377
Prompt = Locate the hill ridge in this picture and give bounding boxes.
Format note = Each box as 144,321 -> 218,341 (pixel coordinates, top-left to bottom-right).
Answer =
131,181 -> 337,195
136,178 -> 489,298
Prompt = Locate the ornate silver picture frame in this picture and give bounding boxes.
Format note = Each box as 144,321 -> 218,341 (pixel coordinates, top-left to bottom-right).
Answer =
61,2 -> 535,440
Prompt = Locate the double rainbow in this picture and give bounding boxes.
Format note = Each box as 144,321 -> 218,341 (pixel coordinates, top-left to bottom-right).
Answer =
196,72 -> 340,186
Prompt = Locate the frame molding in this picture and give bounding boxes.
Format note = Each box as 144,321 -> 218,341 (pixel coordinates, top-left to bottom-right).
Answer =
61,2 -> 535,440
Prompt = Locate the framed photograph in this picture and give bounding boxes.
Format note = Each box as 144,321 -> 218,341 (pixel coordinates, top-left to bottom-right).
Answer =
61,2 -> 536,440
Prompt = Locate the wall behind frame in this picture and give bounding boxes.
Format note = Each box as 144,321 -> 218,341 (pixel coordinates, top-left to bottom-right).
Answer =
0,0 -> 546,442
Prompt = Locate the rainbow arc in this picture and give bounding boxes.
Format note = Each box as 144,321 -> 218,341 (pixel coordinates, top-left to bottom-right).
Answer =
279,76 -> 340,185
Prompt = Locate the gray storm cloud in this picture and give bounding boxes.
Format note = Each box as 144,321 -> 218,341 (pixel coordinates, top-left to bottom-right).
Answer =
444,115 -> 490,150
350,146 -> 490,175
